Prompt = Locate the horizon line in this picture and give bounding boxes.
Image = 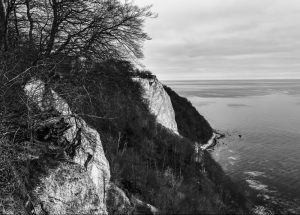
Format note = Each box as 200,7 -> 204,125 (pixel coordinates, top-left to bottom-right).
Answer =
161,78 -> 300,81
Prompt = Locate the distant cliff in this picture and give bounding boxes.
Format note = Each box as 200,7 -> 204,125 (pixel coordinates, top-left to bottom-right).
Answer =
133,77 -> 178,134
132,73 -> 213,144
164,85 -> 213,143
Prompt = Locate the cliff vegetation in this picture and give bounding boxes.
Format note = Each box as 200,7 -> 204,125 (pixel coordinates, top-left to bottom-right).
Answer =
50,60 -> 249,214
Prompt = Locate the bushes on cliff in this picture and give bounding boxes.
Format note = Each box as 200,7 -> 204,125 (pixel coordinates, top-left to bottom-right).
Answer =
0,54 -> 79,214
164,85 -> 213,143
47,60 -> 249,214
0,52 -> 249,213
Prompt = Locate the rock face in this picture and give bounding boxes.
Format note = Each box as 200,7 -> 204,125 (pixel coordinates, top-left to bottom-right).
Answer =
24,79 -> 110,214
32,163 -> 102,214
134,77 -> 178,134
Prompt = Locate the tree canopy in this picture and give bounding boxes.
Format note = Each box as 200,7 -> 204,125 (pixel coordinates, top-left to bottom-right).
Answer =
0,0 -> 155,62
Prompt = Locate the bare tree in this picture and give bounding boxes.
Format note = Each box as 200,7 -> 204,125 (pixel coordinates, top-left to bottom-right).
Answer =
0,0 -> 14,51
0,0 -> 156,62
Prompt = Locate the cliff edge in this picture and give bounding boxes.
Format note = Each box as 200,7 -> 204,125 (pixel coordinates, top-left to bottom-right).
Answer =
133,77 -> 178,134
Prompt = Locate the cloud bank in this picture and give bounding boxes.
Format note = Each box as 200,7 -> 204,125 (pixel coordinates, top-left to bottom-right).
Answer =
135,0 -> 300,80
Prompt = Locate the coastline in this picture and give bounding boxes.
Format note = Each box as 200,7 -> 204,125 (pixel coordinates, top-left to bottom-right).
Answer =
200,130 -> 225,150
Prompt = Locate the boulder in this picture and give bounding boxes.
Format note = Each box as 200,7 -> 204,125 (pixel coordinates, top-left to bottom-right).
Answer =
24,79 -> 110,214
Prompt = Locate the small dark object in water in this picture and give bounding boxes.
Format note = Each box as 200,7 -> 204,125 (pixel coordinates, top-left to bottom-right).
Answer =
238,135 -> 242,138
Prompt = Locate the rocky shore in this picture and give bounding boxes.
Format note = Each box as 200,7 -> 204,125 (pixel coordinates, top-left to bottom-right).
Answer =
200,131 -> 225,150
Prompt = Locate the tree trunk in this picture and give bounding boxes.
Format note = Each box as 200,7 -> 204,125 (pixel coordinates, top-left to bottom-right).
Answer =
0,0 -> 7,50
25,0 -> 33,45
45,0 -> 58,56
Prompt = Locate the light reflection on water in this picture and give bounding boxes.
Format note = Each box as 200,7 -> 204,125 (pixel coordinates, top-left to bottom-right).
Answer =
164,79 -> 300,214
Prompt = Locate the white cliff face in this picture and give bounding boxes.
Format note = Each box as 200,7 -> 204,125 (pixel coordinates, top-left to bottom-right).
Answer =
24,79 -> 110,214
133,77 -> 178,134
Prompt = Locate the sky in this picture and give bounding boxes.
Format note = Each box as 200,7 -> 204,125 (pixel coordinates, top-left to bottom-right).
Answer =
134,0 -> 300,80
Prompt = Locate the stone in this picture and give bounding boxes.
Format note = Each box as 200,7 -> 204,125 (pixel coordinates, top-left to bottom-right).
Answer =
32,163 -> 102,215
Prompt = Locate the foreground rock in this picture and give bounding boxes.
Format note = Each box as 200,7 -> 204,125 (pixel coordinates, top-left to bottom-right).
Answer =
24,79 -> 110,214
32,163 -> 102,214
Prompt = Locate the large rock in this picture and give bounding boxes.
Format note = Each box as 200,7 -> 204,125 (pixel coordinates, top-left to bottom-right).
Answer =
32,163 -> 102,214
133,77 -> 178,134
24,79 -> 110,214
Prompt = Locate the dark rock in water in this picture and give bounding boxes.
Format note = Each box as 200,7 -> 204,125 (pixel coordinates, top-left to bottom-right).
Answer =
239,135 -> 242,138
218,133 -> 226,139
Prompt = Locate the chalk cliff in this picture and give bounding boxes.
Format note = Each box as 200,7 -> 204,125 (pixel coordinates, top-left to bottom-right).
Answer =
23,78 -> 159,215
133,77 -> 178,134
24,79 -> 110,214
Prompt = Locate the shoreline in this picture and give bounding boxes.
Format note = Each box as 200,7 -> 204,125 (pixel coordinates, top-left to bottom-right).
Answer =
200,130 -> 225,150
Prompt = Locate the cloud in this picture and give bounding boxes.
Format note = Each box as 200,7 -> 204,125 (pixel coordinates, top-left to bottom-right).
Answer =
135,0 -> 300,80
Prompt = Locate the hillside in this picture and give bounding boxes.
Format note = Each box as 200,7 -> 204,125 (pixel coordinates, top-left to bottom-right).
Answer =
164,85 -> 213,144
0,60 -> 250,214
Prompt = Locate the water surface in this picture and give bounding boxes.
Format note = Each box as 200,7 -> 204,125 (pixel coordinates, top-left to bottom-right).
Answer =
164,79 -> 300,214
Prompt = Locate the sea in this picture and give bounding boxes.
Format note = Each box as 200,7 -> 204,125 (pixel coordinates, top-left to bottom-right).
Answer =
163,79 -> 300,214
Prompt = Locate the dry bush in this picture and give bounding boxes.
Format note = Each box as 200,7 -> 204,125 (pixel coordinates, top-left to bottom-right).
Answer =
0,52 -> 72,214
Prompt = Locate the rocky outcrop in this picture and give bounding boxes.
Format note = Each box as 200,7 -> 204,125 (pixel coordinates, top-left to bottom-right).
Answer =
32,163 -> 102,214
107,184 -> 134,214
133,77 -> 178,134
24,79 -> 110,214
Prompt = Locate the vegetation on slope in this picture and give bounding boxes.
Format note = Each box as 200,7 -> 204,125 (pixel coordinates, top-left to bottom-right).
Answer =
164,85 -> 213,143
50,60 -> 249,214
0,53 -> 250,214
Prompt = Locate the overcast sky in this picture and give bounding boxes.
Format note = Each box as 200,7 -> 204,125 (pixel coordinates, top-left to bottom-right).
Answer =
135,0 -> 300,80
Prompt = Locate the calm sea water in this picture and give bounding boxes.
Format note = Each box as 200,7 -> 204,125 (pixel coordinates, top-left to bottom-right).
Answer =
164,79 -> 300,214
